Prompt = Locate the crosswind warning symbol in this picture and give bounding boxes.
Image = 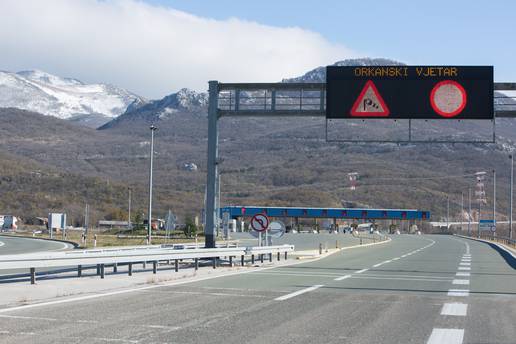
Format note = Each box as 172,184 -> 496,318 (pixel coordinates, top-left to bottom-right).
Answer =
350,80 -> 390,117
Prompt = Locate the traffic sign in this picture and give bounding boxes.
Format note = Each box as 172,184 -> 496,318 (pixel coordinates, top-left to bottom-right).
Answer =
479,219 -> 496,232
350,80 -> 390,117
250,213 -> 269,232
326,66 -> 493,119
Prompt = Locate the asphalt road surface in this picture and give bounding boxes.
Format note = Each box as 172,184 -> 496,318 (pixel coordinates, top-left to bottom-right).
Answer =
0,234 -> 514,344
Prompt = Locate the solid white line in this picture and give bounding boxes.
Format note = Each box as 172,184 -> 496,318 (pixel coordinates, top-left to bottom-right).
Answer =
452,279 -> 470,285
355,268 -> 369,274
458,266 -> 471,271
427,328 -> 464,344
351,276 -> 452,282
441,303 -> 468,316
456,272 -> 470,277
448,289 -> 469,297
334,274 -> 351,281
252,272 -> 336,278
274,285 -> 324,301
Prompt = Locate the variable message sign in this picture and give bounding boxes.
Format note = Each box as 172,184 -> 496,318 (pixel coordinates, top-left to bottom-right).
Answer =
326,66 -> 493,119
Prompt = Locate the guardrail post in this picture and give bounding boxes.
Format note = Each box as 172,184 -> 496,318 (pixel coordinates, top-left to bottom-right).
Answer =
195,258 -> 199,271
229,256 -> 233,267
100,264 -> 105,279
212,257 -> 217,269
251,254 -> 255,264
128,263 -> 133,276
113,263 -> 118,273
96,264 -> 101,275
319,243 -> 323,255
77,265 -> 82,277
142,262 -> 146,269
260,254 -> 264,263
30,267 -> 36,285
175,259 -> 179,272
269,253 -> 272,262
285,251 -> 288,260
277,252 -> 280,261
241,255 -> 245,266
152,261 -> 157,274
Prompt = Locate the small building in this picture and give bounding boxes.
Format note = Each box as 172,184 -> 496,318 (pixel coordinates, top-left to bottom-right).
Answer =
98,220 -> 130,230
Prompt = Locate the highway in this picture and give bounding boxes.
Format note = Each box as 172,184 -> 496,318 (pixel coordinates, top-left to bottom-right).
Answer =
0,234 -> 514,344
0,235 -> 71,255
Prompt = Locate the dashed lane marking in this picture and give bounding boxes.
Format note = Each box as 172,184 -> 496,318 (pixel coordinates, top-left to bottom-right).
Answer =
452,279 -> 470,285
458,266 -> 471,271
355,268 -> 369,274
334,274 -> 352,281
427,328 -> 464,344
456,272 -> 470,277
274,284 -> 324,301
441,303 -> 468,316
448,289 -> 469,297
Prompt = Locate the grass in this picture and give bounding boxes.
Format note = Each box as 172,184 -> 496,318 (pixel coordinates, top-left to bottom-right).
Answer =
7,230 -> 198,248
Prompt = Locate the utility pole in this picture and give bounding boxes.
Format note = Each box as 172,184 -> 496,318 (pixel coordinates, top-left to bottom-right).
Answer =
461,192 -> 464,232
510,155 -> 514,239
446,195 -> 450,231
468,188 -> 471,236
493,169 -> 496,236
147,125 -> 158,245
128,188 -> 132,233
84,203 -> 89,236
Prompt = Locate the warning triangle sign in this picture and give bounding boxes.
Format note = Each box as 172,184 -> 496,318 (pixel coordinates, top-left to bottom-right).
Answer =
350,80 -> 390,117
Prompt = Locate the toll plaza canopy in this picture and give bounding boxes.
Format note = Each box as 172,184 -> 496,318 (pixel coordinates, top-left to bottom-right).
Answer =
220,206 -> 430,221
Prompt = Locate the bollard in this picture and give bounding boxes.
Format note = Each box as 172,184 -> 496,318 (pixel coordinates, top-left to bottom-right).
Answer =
153,261 -> 157,274
241,255 -> 245,266
94,234 -> 97,248
30,267 -> 36,285
78,265 -> 82,277
175,259 -> 179,272
277,252 -> 280,261
113,263 -> 118,273
100,264 -> 105,279
336,240 -> 339,249
251,254 -> 255,264
195,258 -> 199,271
143,262 -> 146,269
128,263 -> 133,276
319,243 -> 323,255
269,253 -> 272,262
325,242 -> 328,253
229,256 -> 233,267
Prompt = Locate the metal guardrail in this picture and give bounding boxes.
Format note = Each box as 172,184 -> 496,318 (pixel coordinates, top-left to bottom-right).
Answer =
0,245 -> 295,284
479,234 -> 516,250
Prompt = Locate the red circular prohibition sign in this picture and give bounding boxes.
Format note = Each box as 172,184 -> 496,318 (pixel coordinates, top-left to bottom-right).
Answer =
430,80 -> 467,118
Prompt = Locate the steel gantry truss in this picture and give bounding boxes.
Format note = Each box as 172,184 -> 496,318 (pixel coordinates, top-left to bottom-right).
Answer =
204,81 -> 516,247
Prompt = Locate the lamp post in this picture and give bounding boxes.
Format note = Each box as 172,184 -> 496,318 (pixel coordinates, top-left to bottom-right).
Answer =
468,188 -> 471,236
147,125 -> 158,245
493,169 -> 496,236
510,155 -> 514,240
446,194 -> 450,230
128,188 -> 132,233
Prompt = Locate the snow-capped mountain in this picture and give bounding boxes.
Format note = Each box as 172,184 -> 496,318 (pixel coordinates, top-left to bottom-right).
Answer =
0,70 -> 144,120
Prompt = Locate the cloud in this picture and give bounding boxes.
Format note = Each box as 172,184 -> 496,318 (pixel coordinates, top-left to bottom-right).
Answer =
0,0 -> 356,98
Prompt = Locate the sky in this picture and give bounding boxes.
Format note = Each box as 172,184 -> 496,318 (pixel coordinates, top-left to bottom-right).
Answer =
0,0 -> 514,99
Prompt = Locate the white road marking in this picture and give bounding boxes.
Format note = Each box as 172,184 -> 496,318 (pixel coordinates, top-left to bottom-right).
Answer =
351,276 -> 452,282
459,262 -> 471,266
458,266 -> 471,271
0,241 -> 4,247
461,258 -> 471,262
334,274 -> 352,281
441,303 -> 468,316
448,289 -> 469,297
392,257 -> 400,261
384,260 -> 392,263
452,279 -> 470,285
427,328 -> 464,344
252,271 -> 337,278
456,272 -> 470,277
355,268 -> 369,274
274,285 -> 324,301
401,254 -> 408,257
372,263 -> 384,267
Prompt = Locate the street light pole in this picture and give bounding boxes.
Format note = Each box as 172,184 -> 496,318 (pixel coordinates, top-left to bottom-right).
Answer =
510,155 -> 514,240
447,195 -> 450,230
493,169 -> 496,236
148,125 -> 158,245
468,188 -> 471,236
461,192 -> 464,232
128,188 -> 132,233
